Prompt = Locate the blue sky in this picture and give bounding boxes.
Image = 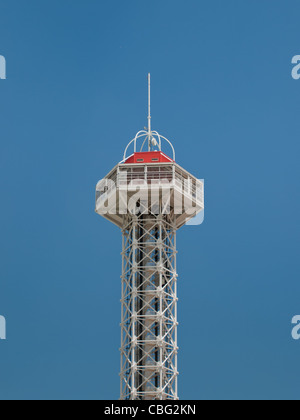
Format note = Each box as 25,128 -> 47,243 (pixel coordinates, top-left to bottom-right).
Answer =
0,0 -> 300,400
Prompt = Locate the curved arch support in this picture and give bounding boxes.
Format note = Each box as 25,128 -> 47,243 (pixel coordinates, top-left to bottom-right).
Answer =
122,130 -> 176,162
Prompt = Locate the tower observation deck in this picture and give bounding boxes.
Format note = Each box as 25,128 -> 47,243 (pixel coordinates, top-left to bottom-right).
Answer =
95,75 -> 204,400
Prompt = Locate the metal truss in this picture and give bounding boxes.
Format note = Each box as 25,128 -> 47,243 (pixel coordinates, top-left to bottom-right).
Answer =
120,211 -> 178,400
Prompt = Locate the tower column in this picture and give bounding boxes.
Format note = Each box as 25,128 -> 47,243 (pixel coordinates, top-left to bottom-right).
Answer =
120,212 -> 178,400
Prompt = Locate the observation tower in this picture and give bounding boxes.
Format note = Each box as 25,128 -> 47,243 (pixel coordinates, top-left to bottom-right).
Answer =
95,75 -> 204,400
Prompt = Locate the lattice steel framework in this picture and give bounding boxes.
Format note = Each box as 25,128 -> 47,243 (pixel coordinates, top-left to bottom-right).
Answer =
120,212 -> 178,400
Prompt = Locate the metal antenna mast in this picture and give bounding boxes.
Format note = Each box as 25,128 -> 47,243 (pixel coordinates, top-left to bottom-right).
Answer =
148,73 -> 151,151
